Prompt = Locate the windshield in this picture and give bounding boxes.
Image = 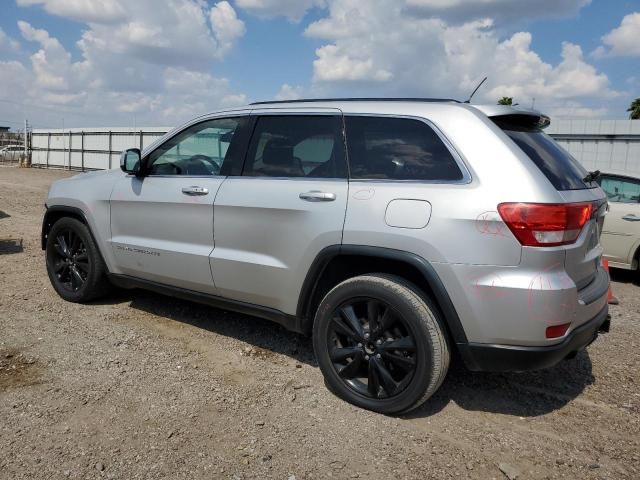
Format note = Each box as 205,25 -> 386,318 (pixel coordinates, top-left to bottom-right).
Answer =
495,121 -> 594,191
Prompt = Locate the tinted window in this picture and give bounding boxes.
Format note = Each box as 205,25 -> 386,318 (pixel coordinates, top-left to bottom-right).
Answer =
600,176 -> 640,203
344,116 -> 463,181
147,117 -> 240,176
243,116 -> 346,178
498,124 -> 591,191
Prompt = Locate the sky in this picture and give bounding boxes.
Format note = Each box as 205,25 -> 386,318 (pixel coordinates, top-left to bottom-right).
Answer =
0,0 -> 638,129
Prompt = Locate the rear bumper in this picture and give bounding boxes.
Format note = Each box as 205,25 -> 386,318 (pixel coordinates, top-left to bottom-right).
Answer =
458,305 -> 610,372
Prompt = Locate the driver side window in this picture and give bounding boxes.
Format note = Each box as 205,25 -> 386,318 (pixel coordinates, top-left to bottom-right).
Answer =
147,117 -> 240,176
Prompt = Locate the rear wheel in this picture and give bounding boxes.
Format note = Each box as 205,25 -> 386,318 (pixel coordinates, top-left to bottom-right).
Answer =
313,274 -> 450,414
45,217 -> 109,302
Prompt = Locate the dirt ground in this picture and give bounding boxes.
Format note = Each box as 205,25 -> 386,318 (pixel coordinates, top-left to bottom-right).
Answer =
0,166 -> 638,480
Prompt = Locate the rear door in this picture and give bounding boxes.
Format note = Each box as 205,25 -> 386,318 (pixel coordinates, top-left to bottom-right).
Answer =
211,109 -> 348,314
599,174 -> 640,267
109,114 -> 250,294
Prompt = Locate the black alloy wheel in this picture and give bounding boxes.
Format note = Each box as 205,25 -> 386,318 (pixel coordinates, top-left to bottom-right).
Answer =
49,228 -> 90,292
328,297 -> 417,399
45,217 -> 109,302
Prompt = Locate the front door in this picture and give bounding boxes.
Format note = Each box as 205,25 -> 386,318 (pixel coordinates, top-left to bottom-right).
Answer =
109,115 -> 248,294
600,174 -> 640,268
211,110 -> 349,314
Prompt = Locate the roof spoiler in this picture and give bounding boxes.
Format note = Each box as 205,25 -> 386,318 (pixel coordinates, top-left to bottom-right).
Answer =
470,105 -> 551,129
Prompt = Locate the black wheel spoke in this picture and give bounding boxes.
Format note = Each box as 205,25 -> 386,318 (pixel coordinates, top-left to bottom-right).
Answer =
378,307 -> 394,333
75,260 -> 90,273
367,300 -> 380,336
338,353 -> 364,379
372,356 -> 398,396
339,305 -> 365,340
70,232 -> 81,254
382,351 -> 416,371
330,346 -> 361,362
367,358 -> 381,397
382,336 -> 415,352
55,236 -> 69,258
70,266 -> 84,290
330,316 -> 361,342
53,260 -> 67,274
75,252 -> 88,262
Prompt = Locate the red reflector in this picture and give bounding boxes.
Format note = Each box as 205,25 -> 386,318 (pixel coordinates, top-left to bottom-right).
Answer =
546,323 -> 571,339
497,202 -> 592,247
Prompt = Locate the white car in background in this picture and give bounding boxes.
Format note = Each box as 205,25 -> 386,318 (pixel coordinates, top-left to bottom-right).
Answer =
599,173 -> 640,272
0,144 -> 25,162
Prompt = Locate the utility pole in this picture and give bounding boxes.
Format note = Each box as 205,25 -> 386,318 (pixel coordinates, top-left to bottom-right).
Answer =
24,119 -> 28,156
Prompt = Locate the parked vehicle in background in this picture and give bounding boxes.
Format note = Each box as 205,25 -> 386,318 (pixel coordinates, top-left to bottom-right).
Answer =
0,144 -> 24,163
42,99 -> 610,414
598,172 -> 640,272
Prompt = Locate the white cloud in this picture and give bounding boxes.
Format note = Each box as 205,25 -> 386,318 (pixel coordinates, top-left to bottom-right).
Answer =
210,1 -> 246,57
16,0 -> 127,24
593,12 -> 640,58
305,0 -> 616,113
235,0 -> 326,22
7,1 -> 247,126
0,28 -> 21,52
274,83 -> 305,100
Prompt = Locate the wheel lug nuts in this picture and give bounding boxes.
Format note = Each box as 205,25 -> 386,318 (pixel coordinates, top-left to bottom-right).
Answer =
376,339 -> 382,345
376,353 -> 381,359
364,355 -> 369,360
364,333 -> 370,340
357,343 -> 362,348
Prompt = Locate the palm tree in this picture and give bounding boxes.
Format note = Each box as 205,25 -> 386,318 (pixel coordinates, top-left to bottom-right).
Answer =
498,97 -> 513,106
628,98 -> 640,119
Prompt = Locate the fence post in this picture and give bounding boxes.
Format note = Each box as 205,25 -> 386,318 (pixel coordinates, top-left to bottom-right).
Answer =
46,132 -> 51,168
81,131 -> 85,172
68,131 -> 72,170
108,131 -> 112,169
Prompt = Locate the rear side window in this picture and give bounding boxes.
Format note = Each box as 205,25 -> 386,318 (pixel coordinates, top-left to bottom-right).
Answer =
344,116 -> 463,181
243,115 -> 346,178
496,121 -> 591,191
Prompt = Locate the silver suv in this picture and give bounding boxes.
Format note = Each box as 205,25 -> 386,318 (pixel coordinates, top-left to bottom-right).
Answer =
42,99 -> 610,414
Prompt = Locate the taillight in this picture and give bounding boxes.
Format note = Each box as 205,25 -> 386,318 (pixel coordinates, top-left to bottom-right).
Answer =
497,202 -> 592,247
546,323 -> 571,339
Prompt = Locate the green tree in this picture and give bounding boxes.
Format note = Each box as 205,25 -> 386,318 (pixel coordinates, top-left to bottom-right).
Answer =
498,97 -> 513,106
628,98 -> 640,119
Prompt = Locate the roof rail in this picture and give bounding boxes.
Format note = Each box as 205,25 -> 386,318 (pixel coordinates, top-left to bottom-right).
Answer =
250,97 -> 460,105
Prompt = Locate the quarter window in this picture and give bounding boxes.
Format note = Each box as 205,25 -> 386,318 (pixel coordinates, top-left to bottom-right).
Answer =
600,176 -> 640,203
344,116 -> 463,181
147,117 -> 241,176
243,116 -> 347,178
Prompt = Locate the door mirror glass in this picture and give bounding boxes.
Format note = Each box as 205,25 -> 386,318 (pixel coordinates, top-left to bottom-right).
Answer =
120,148 -> 141,175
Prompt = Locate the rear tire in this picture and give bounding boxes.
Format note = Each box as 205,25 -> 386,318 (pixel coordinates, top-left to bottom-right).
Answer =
313,274 -> 450,415
45,217 -> 110,302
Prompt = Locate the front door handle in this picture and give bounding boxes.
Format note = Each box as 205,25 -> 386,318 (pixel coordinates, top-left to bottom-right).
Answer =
299,191 -> 336,202
622,214 -> 640,222
182,186 -> 209,196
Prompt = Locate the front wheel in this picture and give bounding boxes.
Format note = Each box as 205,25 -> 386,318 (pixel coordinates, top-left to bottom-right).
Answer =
45,217 -> 109,302
313,274 -> 450,415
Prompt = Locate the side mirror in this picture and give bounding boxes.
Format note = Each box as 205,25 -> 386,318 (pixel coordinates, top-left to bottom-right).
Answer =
120,148 -> 142,175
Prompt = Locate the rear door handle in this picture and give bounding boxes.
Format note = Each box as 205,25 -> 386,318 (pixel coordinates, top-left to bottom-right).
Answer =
622,214 -> 640,222
182,186 -> 209,196
299,191 -> 336,202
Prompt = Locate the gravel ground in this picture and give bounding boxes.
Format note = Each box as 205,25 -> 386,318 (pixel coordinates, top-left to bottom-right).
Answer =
1,166 -> 639,480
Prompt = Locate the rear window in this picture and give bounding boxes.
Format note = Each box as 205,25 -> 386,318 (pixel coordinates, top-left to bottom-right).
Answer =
495,121 -> 592,191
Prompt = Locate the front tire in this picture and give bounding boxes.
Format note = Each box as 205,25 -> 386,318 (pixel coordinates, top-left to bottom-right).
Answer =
45,217 -> 109,302
313,274 -> 450,415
